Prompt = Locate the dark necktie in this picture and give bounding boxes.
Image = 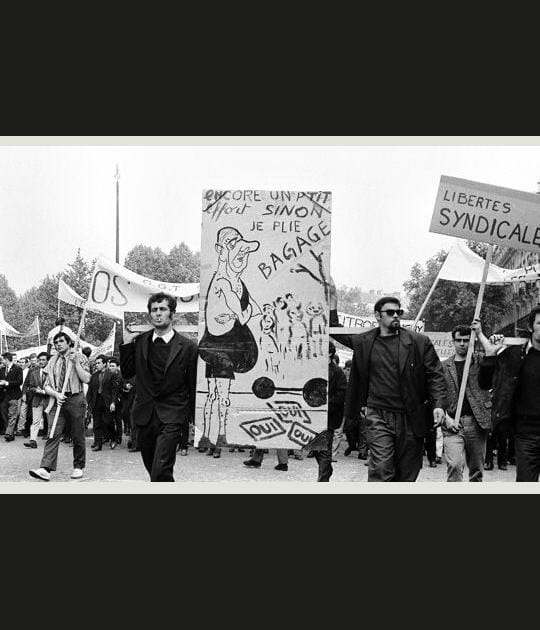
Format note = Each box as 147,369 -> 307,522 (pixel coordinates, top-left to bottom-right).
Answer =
154,337 -> 165,345
59,356 -> 67,390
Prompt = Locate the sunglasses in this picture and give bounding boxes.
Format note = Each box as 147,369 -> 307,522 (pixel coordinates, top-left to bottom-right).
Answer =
380,309 -> 404,317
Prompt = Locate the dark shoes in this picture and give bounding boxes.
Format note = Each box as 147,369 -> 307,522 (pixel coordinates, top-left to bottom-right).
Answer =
179,449 -> 188,456
110,441 -> 117,450
358,451 -> 368,460
429,461 -> 437,468
498,463 -> 508,471
435,456 -> 443,464
4,435 -> 14,442
243,459 -> 261,468
274,464 -> 288,472
24,440 -> 38,449
344,447 -> 353,457
14,430 -> 25,437
485,461 -> 494,471
91,444 -> 102,452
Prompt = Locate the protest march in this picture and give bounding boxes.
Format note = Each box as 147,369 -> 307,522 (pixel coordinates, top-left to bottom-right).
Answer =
2,158 -> 540,487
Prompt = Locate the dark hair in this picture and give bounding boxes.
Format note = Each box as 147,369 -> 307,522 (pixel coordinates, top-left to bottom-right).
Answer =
81,346 -> 92,357
53,331 -> 73,346
528,306 -> 540,331
55,317 -> 66,326
2,352 -> 13,361
329,341 -> 336,356
108,356 -> 120,366
374,296 -> 401,314
147,292 -> 177,315
29,353 -> 37,359
95,354 -> 109,364
451,325 -> 471,340
344,359 -> 353,368
37,352 -> 50,360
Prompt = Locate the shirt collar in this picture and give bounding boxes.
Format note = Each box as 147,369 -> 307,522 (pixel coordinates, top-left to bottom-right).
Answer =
152,329 -> 175,344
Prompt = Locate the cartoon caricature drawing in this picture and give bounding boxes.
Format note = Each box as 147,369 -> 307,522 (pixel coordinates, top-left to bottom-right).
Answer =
198,227 -> 261,446
259,304 -> 280,375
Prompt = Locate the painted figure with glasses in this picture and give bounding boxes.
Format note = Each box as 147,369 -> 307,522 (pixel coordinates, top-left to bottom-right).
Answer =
341,296 -> 447,481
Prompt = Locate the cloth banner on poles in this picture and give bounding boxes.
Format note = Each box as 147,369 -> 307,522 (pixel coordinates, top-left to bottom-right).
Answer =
23,316 -> 40,337
89,323 -> 116,360
86,256 -> 199,319
0,305 -> 21,337
58,279 -> 86,309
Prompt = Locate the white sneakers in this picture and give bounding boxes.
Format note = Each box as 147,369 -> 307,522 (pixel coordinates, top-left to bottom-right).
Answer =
29,468 -> 84,481
29,468 -> 51,482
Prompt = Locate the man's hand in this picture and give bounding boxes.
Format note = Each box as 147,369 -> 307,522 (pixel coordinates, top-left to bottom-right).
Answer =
67,349 -> 79,364
433,407 -> 445,427
110,402 -> 116,413
123,328 -> 141,344
471,318 -> 503,356
56,392 -> 66,406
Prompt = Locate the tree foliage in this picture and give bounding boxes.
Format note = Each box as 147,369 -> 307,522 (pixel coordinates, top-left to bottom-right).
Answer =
403,243 -> 509,332
336,285 -> 373,317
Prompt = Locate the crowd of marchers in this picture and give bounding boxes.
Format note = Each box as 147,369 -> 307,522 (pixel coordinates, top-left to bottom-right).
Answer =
1,287 -> 539,483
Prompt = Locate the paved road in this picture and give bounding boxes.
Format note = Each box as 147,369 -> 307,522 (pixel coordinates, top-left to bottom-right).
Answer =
0,435 -> 518,484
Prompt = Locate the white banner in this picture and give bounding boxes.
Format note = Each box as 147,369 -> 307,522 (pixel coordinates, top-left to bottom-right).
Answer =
87,256 -> 200,319
0,305 -> 21,337
58,279 -> 86,309
337,311 -> 424,332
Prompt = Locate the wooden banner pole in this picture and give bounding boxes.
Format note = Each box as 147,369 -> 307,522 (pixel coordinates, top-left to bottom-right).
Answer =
453,244 -> 494,429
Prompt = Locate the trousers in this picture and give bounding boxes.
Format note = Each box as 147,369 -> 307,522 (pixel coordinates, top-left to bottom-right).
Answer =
443,415 -> 487,482
40,393 -> 86,472
138,411 -> 183,482
365,407 -> 424,482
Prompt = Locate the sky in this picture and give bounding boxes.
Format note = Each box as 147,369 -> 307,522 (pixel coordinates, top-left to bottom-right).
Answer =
2,141 -> 540,301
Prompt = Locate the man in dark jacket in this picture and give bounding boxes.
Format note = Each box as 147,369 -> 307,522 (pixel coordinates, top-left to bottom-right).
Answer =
335,296 -> 446,482
473,305 -> 540,482
312,342 -> 348,482
442,325 -> 492,482
120,292 -> 198,482
0,352 -> 23,442
86,355 -> 112,451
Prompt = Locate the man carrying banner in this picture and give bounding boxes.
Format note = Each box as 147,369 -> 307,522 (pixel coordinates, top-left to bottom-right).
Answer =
46,317 -> 76,355
29,332 -> 91,481
441,325 -> 491,482
473,306 -> 540,482
120,292 -> 198,482
336,295 -> 447,482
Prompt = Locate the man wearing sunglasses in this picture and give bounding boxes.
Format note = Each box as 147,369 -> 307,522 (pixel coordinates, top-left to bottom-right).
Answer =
336,295 -> 446,482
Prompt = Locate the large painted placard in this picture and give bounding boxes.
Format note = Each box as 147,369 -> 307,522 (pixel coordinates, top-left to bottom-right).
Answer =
196,189 -> 332,449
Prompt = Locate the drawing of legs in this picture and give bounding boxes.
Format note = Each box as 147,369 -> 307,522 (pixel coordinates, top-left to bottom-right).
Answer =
215,378 -> 232,445
203,378 -> 219,442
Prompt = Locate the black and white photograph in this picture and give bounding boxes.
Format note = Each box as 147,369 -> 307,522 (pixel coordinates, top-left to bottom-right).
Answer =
1,137 -> 540,491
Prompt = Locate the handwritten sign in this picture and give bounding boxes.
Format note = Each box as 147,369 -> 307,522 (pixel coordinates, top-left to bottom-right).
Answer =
337,311 -> 424,332
196,189 -> 332,449
87,256 -> 199,318
430,176 -> 540,253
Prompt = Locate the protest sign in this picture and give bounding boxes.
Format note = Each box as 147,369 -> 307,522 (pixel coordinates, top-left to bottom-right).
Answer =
425,332 -> 454,360
87,256 -> 199,319
430,176 -> 540,253
196,189 -> 332,449
337,311 -> 424,332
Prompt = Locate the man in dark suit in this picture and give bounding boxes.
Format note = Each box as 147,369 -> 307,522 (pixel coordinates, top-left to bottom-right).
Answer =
23,351 -> 50,449
120,292 -> 198,482
0,352 -> 23,441
86,354 -> 111,451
